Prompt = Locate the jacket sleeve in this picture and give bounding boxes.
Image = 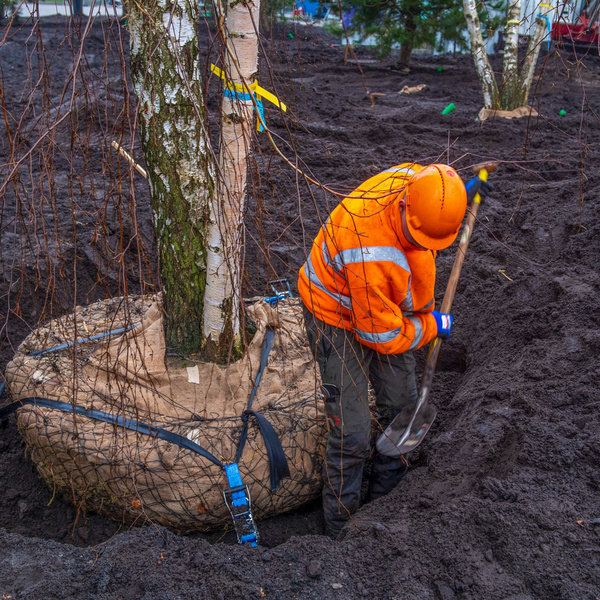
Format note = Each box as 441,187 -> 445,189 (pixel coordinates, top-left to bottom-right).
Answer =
345,258 -> 438,355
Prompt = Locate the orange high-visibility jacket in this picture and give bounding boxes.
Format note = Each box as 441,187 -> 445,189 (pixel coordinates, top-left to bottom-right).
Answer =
298,163 -> 439,355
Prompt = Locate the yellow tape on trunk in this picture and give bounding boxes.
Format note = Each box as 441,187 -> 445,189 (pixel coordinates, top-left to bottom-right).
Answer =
211,64 -> 287,131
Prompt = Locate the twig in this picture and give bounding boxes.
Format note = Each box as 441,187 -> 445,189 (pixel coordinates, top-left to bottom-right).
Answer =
111,141 -> 148,178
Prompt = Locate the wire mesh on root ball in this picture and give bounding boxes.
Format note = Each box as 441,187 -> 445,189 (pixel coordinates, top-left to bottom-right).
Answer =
5,295 -> 325,533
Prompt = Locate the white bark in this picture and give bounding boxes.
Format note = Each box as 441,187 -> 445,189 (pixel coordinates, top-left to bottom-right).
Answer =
203,0 -> 260,343
518,16 -> 550,104
464,0 -> 549,110
463,0 -> 499,109
502,0 -> 521,100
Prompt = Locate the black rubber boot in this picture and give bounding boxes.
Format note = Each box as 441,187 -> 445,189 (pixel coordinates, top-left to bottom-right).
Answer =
322,434 -> 369,537
367,452 -> 409,502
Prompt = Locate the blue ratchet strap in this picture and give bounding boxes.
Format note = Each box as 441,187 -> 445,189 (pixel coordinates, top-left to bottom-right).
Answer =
264,279 -> 293,308
223,462 -> 259,546
269,278 -> 293,297
223,88 -> 265,132
223,463 -> 247,507
263,292 -> 289,307
221,328 -> 289,545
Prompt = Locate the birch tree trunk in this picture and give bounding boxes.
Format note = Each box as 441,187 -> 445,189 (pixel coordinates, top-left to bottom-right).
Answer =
203,0 -> 260,355
500,0 -> 522,107
128,0 -> 215,356
515,17 -> 548,106
463,0 -> 499,108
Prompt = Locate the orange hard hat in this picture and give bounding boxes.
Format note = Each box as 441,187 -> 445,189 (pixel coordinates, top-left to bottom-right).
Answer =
404,164 -> 467,250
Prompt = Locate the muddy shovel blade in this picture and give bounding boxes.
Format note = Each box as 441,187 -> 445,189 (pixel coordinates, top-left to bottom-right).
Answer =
376,400 -> 437,456
376,338 -> 442,457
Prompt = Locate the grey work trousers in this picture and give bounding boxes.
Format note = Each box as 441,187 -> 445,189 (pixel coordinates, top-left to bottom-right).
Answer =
303,306 -> 417,536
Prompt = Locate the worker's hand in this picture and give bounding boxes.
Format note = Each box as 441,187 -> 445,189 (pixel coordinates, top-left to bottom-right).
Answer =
432,310 -> 453,339
465,176 -> 493,204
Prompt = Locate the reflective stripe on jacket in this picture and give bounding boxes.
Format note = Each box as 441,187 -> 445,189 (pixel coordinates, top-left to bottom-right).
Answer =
298,163 -> 438,355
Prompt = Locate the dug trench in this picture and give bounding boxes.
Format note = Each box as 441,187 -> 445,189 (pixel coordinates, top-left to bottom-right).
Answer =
1,15 -> 600,600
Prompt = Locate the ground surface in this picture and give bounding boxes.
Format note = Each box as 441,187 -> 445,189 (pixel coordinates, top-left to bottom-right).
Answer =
1,14 -> 600,600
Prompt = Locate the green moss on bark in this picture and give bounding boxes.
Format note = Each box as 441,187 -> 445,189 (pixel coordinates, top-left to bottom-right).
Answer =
129,0 -> 215,356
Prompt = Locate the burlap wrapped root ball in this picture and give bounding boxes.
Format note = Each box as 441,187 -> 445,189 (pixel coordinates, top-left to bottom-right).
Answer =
5,295 -> 326,533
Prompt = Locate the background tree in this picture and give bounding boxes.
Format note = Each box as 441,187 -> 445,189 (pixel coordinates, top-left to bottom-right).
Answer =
464,0 -> 549,109
260,0 -> 293,32
342,0 -> 468,68
438,2 -> 473,55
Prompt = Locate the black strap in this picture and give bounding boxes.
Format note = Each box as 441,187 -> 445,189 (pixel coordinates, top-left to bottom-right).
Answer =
0,397 -> 224,469
235,328 -> 275,464
247,328 -> 275,413
233,328 -> 290,490
247,409 -> 290,490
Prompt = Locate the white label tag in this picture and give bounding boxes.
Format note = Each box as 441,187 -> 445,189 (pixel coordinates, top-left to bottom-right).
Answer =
187,365 -> 200,384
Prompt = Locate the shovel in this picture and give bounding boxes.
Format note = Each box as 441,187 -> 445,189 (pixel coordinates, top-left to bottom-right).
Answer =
376,162 -> 497,457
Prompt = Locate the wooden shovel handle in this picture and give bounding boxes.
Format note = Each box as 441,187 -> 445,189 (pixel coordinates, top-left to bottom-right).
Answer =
440,168 -> 488,313
420,167 -> 491,388
470,161 -> 498,176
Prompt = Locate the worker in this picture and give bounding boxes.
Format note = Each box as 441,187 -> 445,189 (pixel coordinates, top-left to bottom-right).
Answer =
298,162 -> 492,537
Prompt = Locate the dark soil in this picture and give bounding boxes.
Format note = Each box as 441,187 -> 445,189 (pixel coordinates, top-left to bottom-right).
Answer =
1,13 -> 600,600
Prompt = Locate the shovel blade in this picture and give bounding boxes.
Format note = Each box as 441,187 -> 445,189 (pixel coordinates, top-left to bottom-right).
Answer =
376,402 -> 437,456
